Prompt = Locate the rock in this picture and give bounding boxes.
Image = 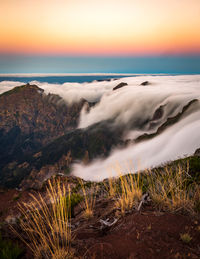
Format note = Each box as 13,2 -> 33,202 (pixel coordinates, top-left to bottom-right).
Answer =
152,105 -> 165,121
5,215 -> 18,224
140,81 -> 150,86
194,148 -> 200,156
113,82 -> 128,91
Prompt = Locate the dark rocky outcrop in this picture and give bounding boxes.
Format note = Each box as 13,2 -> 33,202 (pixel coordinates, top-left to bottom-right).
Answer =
136,99 -> 198,143
151,105 -> 165,121
113,82 -> 128,91
140,81 -> 150,86
194,148 -> 200,156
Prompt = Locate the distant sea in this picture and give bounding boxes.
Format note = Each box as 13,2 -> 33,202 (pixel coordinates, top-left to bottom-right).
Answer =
0,73 -> 194,84
0,74 -> 132,84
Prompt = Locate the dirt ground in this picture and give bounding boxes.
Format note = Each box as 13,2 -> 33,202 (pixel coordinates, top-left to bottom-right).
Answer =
1,190 -> 200,259
71,199 -> 200,259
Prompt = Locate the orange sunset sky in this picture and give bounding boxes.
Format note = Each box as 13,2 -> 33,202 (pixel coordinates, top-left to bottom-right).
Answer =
0,0 -> 200,56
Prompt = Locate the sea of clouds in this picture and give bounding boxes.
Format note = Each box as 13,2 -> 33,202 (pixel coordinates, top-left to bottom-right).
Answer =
1,75 -> 200,180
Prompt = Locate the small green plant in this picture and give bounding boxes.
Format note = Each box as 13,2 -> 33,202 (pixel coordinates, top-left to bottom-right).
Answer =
13,194 -> 21,201
180,233 -> 192,244
0,233 -> 23,259
79,179 -> 98,219
70,192 -> 83,217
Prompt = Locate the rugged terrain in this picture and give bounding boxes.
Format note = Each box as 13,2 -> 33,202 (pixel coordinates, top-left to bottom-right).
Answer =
0,83 -> 199,190
1,195 -> 200,259
0,156 -> 200,259
0,83 -> 88,167
0,82 -> 200,258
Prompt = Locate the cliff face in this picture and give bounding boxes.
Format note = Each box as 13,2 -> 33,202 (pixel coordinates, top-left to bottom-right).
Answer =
0,84 -> 87,169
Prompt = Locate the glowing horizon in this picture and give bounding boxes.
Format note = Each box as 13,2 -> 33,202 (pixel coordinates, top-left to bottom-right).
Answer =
0,0 -> 200,56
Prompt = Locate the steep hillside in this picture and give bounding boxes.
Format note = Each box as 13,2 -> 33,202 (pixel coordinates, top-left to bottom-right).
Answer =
0,83 -> 88,169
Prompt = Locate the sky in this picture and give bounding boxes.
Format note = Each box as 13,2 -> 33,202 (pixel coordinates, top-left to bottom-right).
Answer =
0,0 -> 200,73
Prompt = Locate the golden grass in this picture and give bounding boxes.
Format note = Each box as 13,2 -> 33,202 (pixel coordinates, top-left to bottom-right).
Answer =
15,179 -> 73,259
105,165 -> 144,215
104,162 -> 199,216
79,180 -> 98,219
11,162 -> 199,258
115,173 -> 143,215
103,176 -> 118,198
147,163 -> 199,214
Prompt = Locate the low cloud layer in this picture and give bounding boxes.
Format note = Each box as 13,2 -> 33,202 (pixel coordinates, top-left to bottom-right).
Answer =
1,75 -> 200,181
78,75 -> 200,131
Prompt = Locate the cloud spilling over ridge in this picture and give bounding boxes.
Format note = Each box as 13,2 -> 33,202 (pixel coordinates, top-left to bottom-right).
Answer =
28,75 -> 200,139
1,76 -> 200,132
1,75 -> 200,180
78,75 -> 200,130
72,110 -> 200,181
1,75 -> 200,137
30,80 -> 115,105
0,78 -> 116,104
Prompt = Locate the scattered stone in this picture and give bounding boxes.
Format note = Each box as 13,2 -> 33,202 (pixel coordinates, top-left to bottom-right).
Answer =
5,215 -> 18,224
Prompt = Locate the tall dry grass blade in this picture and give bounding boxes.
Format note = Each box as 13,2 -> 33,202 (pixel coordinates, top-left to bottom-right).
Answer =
13,179 -> 73,259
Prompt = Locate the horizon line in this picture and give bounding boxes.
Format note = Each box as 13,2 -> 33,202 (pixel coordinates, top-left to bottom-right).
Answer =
0,73 -> 166,77
0,73 -> 200,78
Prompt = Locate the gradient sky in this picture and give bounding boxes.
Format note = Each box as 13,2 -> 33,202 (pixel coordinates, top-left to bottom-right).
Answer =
0,0 -> 200,56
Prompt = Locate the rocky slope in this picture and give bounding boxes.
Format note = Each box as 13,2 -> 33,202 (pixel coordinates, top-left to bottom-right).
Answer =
0,84 -> 125,188
0,83 -> 89,170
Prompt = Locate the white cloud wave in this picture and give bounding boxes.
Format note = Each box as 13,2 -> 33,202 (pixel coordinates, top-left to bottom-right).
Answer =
72,111 -> 200,181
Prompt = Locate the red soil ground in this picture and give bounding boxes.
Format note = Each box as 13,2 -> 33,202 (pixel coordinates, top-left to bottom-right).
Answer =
72,199 -> 200,259
0,190 -> 200,259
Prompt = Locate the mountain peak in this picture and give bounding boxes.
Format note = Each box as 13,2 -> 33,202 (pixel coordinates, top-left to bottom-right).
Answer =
0,83 -> 44,97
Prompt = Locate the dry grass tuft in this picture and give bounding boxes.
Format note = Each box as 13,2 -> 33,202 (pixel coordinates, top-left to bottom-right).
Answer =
103,177 -> 118,198
147,163 -> 200,214
115,173 -> 143,215
14,179 -> 73,259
